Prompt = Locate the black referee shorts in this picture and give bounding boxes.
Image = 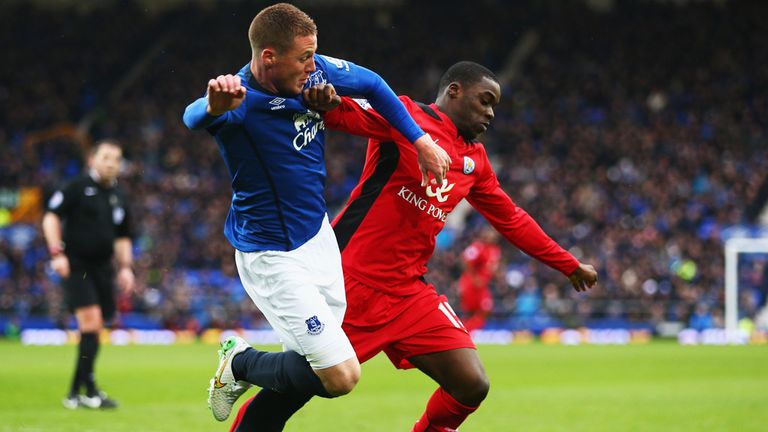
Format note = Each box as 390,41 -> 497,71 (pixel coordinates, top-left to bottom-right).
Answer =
64,256 -> 116,321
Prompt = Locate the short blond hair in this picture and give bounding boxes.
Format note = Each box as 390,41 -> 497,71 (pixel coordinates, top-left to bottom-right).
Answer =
249,3 -> 317,55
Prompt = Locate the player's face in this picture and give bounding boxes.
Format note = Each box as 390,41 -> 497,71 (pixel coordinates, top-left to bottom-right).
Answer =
90,144 -> 122,184
454,77 -> 501,140
270,34 -> 318,96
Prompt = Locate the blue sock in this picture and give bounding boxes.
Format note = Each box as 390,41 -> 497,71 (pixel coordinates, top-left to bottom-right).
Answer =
231,348 -> 332,398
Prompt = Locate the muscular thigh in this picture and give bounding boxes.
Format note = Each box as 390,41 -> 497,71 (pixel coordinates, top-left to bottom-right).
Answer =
343,278 -> 476,370
384,293 -> 476,369
235,220 -> 354,369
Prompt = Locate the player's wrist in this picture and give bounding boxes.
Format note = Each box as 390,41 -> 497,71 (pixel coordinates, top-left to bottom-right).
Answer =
412,133 -> 429,148
48,244 -> 64,258
206,104 -> 226,117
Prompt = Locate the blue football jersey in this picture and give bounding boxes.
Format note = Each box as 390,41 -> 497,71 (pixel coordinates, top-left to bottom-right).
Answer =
183,55 -> 424,252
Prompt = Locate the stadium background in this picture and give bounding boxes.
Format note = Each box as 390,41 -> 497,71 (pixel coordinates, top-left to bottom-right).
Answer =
1,0 -> 767,341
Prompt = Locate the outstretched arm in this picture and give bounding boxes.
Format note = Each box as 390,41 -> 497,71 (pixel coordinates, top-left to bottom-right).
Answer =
305,89 -> 394,142
467,157 -> 597,292
305,82 -> 448,186
319,57 -> 451,185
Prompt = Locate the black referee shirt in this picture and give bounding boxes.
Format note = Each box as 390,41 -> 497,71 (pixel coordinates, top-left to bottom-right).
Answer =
47,174 -> 132,260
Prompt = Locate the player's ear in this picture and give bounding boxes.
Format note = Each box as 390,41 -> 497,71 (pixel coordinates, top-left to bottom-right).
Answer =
447,82 -> 461,98
261,48 -> 277,66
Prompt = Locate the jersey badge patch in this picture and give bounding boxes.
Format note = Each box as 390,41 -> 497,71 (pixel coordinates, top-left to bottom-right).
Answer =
49,191 -> 64,209
305,316 -> 325,335
306,70 -> 327,87
113,207 -> 125,225
463,156 -> 475,175
352,98 -> 372,110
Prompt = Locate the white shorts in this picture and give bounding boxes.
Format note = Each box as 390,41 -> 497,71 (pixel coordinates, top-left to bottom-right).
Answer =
235,216 -> 355,369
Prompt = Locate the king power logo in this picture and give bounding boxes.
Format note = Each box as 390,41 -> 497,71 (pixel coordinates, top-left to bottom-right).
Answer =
292,111 -> 324,151
425,180 -> 455,203
396,181 -> 456,222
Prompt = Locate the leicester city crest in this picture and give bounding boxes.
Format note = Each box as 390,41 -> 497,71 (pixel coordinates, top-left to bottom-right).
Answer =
463,156 -> 476,175
305,315 -> 325,335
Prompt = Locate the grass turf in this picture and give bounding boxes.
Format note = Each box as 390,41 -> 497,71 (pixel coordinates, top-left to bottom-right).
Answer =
0,341 -> 766,431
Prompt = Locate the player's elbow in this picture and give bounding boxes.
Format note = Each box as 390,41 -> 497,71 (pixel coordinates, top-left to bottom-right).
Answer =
182,99 -> 211,130
182,107 -> 197,130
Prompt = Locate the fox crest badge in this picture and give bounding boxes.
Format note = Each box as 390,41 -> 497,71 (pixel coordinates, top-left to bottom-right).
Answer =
463,156 -> 475,175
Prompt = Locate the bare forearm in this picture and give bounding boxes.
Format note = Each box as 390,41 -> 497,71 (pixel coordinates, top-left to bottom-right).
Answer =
114,238 -> 133,269
41,212 -> 64,254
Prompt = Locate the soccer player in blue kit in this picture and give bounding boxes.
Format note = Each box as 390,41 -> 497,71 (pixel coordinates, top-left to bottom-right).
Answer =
182,3 -> 451,423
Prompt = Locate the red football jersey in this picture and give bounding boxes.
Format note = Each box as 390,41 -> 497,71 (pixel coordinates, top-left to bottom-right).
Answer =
327,96 -> 579,296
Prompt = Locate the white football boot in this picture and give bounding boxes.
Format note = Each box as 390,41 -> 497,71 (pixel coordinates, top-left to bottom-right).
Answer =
208,336 -> 253,421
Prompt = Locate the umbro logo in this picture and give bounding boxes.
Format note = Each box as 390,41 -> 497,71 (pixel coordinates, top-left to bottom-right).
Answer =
269,97 -> 286,110
84,187 -> 97,196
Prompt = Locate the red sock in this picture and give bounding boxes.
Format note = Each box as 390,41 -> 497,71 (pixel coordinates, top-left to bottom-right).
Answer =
229,394 -> 256,432
411,387 -> 479,432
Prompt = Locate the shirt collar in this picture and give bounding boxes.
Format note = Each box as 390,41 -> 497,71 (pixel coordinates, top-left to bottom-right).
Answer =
89,169 -> 117,188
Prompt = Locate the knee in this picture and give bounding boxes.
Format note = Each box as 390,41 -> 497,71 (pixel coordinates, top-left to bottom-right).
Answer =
322,361 -> 361,396
454,372 -> 490,407
76,309 -> 103,332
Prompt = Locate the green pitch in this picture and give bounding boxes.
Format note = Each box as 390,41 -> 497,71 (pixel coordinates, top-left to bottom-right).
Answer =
1,341 -> 766,431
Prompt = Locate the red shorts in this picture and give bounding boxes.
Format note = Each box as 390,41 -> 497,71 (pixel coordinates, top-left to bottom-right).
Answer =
342,275 -> 476,369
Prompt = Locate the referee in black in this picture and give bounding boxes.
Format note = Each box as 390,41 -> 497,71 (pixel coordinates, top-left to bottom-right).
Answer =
42,139 -> 135,410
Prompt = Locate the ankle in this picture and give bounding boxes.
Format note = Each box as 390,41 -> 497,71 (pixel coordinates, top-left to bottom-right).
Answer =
231,347 -> 255,381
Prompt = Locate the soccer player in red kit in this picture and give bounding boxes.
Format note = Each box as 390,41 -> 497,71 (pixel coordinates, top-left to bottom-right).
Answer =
459,227 -> 501,332
229,62 -> 597,432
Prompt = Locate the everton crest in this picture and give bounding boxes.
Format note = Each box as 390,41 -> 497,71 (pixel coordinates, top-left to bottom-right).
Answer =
305,315 -> 325,335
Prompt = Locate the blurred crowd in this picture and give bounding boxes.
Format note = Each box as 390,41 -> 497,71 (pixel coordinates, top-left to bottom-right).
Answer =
1,0 -> 766,332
